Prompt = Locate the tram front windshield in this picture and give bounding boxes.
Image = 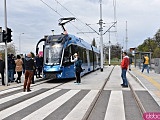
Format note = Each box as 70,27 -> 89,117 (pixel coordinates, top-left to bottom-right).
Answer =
45,44 -> 63,65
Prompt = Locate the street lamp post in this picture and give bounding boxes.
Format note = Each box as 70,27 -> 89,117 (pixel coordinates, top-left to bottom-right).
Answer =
19,33 -> 24,54
99,0 -> 104,72
108,40 -> 111,66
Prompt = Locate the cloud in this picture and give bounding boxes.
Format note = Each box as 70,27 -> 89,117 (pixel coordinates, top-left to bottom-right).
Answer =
0,0 -> 160,54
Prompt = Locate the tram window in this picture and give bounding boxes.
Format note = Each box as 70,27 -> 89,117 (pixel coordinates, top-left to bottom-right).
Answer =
89,50 -> 93,62
44,44 -> 62,65
62,46 -> 73,66
78,46 -> 83,59
71,45 -> 78,55
63,48 -> 69,61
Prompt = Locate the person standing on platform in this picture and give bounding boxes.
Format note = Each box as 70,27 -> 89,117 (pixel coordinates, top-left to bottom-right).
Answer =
121,52 -> 129,87
129,57 -> 132,71
23,53 -> 35,92
21,54 -> 25,74
71,53 -> 82,84
35,54 -> 43,78
141,54 -> 149,73
31,52 -> 36,84
0,54 -> 5,85
8,54 -> 15,82
15,55 -> 23,83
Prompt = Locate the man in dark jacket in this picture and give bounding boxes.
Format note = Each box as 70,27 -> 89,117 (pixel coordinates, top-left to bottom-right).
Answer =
35,54 -> 43,78
8,54 -> 15,82
0,54 -> 5,85
23,53 -> 35,92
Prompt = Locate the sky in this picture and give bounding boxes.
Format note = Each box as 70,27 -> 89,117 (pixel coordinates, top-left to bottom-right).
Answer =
0,0 -> 160,54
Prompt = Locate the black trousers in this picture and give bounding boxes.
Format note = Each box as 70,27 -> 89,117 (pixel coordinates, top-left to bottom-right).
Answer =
0,71 -> 5,85
17,71 -> 22,81
76,72 -> 81,83
36,67 -> 42,77
32,69 -> 36,84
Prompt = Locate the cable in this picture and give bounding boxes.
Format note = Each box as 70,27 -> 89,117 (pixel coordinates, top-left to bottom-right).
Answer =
40,0 -> 63,17
41,0 -> 117,43
54,0 -> 98,37
40,0 -> 95,40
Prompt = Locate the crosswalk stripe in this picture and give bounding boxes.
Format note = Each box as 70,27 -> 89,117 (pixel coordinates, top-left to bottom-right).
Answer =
21,89 -> 80,120
63,90 -> 99,120
43,90 -> 90,120
104,91 -> 125,120
0,89 -> 61,119
0,91 -> 28,104
0,87 -> 22,96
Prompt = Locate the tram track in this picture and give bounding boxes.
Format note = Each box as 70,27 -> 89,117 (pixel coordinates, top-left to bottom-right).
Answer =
128,79 -> 146,116
128,71 -> 160,114
128,71 -> 147,115
82,66 -> 115,120
83,67 -> 148,120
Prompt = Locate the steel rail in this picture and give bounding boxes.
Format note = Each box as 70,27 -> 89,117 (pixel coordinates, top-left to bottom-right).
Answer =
82,66 -> 115,120
128,71 -> 146,116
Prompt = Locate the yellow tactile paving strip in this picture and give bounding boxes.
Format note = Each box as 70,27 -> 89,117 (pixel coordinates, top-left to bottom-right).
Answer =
154,91 -> 160,98
133,68 -> 160,90
132,68 -> 160,99
141,74 -> 160,90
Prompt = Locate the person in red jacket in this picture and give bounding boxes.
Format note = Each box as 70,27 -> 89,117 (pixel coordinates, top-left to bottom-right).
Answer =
121,52 -> 129,87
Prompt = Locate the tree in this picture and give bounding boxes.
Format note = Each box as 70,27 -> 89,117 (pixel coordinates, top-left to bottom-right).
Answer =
128,28 -> 160,58
0,43 -> 16,60
8,43 -> 16,54
155,29 -> 160,47
103,43 -> 122,60
137,37 -> 157,53
153,47 -> 160,58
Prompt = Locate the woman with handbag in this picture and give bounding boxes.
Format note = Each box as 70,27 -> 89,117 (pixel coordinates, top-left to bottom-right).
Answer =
15,55 -> 23,83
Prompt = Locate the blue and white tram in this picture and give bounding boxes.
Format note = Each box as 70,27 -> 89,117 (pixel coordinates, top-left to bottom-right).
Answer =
42,33 -> 100,79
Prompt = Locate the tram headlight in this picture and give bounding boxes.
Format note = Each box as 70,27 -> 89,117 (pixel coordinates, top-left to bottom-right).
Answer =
44,67 -> 50,71
43,67 -> 47,71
